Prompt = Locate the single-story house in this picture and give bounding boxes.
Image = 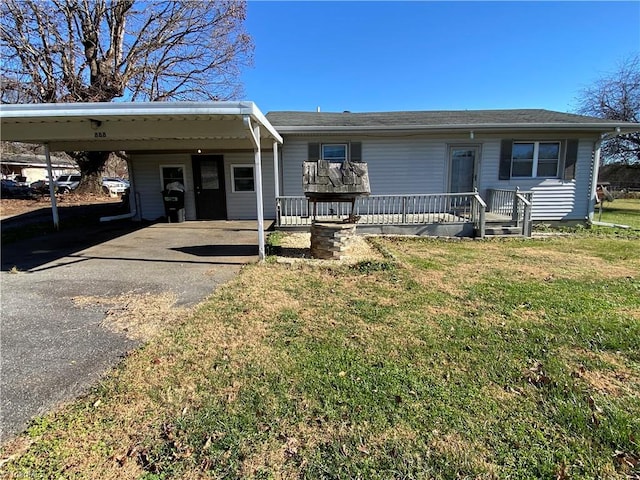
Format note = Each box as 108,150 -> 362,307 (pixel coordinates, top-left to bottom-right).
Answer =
0,152 -> 77,184
267,109 -> 640,236
1,102 -> 638,257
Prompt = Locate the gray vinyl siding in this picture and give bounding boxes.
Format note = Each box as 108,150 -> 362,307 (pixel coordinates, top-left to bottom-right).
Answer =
131,135 -> 595,223
281,139 -> 307,196
225,152 -> 277,220
130,153 -> 194,221
282,135 -> 595,222
130,152 -> 276,221
281,137 -> 448,196
365,139 -> 447,194
480,139 -> 594,221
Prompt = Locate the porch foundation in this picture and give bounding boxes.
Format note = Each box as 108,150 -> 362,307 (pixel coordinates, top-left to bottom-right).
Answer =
310,221 -> 357,260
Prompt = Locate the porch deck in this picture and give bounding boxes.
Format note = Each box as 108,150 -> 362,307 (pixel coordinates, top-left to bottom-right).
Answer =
275,189 -> 532,237
278,212 -> 474,226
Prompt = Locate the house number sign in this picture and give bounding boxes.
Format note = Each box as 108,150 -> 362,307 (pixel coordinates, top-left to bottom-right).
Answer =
94,132 -> 107,138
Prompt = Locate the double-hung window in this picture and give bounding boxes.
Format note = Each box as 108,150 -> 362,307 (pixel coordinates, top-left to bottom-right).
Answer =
308,142 -> 362,163
321,144 -> 348,162
160,165 -> 185,190
511,141 -> 560,178
231,165 -> 255,192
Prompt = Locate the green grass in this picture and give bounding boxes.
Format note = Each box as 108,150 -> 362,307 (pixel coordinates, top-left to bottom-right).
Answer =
1,236 -> 639,479
594,198 -> 640,229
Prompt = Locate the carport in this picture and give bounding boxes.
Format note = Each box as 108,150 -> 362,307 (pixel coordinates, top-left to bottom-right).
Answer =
0,101 -> 283,259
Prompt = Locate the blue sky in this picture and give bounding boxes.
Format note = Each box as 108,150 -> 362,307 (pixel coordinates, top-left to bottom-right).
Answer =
242,1 -> 640,114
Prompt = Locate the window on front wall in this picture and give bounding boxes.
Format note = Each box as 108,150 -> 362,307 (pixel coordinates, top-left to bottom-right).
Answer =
322,144 -> 348,162
308,142 -> 362,162
231,165 -> 254,192
511,141 -> 560,178
160,165 -> 185,190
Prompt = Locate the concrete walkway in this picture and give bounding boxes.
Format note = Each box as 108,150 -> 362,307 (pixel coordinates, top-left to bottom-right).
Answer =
0,220 -> 261,444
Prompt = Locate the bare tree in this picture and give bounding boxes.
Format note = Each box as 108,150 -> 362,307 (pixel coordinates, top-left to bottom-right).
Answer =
576,54 -> 640,165
0,0 -> 253,192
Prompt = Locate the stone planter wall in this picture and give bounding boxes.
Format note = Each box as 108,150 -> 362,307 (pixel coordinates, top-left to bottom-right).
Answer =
310,222 -> 357,260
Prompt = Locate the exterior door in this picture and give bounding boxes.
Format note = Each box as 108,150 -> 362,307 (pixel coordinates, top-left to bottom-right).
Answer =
449,146 -> 479,193
192,155 -> 227,220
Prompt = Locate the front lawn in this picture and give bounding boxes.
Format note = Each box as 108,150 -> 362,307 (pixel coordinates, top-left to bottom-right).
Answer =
1,236 -> 639,479
594,198 -> 640,229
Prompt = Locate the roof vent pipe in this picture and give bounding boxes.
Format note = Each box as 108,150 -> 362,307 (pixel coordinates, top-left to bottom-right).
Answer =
317,106 -> 320,113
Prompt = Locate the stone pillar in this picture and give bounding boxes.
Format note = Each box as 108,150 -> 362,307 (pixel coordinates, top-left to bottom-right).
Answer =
310,222 -> 357,260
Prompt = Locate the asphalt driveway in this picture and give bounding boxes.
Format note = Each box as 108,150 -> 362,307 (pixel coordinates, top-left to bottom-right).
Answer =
0,220 -> 261,444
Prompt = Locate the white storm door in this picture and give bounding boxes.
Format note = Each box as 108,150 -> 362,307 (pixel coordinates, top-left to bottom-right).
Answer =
449,146 -> 479,193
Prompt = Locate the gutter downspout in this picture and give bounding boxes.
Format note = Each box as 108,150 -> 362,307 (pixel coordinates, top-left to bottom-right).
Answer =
273,141 -> 280,198
44,143 -> 60,230
588,137 -> 602,223
273,141 -> 280,228
100,205 -> 136,222
244,116 -> 266,261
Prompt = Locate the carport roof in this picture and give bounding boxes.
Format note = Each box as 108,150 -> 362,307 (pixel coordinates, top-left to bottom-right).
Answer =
0,101 -> 282,151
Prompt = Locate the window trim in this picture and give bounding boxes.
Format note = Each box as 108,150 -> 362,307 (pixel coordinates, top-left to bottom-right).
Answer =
321,143 -> 348,162
159,164 -> 186,190
511,141 -> 561,178
230,164 -> 255,193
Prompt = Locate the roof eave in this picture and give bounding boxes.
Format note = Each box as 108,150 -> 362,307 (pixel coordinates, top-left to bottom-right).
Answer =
273,123 -> 640,134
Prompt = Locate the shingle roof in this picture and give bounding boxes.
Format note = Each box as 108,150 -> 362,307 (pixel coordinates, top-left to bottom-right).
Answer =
0,153 -> 75,167
266,109 -> 630,130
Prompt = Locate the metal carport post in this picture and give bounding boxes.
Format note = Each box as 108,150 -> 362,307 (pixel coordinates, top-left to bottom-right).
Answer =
244,115 -> 265,260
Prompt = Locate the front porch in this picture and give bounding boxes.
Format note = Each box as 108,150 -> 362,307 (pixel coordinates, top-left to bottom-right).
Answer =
275,189 -> 533,238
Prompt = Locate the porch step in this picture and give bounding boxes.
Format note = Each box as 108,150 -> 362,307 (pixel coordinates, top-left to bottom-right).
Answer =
483,225 -> 523,237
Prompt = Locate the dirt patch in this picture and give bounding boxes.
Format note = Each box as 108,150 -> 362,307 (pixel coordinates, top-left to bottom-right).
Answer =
73,292 -> 189,341
0,437 -> 33,470
506,246 -> 639,280
562,348 -> 640,398
429,431 -> 497,475
482,383 -> 524,403
382,238 -> 638,287
1,193 -> 121,218
274,232 -> 384,264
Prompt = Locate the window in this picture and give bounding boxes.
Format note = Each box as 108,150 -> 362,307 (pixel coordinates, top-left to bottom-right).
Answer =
322,144 -> 348,162
308,142 -> 362,162
231,165 -> 254,192
511,141 -> 560,178
160,165 -> 185,190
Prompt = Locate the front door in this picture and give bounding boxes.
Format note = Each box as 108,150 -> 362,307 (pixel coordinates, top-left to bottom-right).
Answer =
192,155 -> 227,220
449,146 -> 479,193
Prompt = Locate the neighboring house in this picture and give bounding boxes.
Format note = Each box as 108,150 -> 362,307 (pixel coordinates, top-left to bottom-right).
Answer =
1,102 -> 639,248
0,153 -> 77,184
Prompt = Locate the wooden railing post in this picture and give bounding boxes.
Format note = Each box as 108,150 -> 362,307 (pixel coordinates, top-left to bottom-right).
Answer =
276,197 -> 282,227
472,191 -> 487,239
402,196 -> 407,224
512,187 -> 520,223
523,202 -> 532,237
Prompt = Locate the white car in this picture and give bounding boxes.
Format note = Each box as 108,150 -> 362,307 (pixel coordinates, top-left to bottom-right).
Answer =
102,177 -> 129,194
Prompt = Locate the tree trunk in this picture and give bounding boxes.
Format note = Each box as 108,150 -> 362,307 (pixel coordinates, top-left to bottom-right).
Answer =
72,151 -> 110,194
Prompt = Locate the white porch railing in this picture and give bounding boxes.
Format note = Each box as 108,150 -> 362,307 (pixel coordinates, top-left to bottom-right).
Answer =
486,188 -> 533,236
276,192 -> 488,236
